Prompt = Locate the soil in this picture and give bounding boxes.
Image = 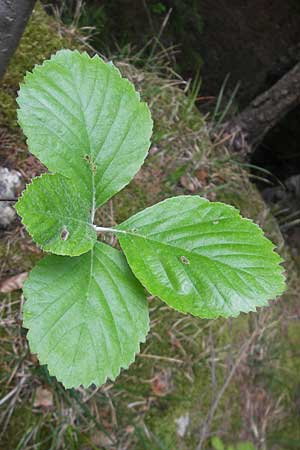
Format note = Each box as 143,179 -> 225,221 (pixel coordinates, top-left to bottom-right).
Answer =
252,106 -> 300,180
190,0 -> 300,105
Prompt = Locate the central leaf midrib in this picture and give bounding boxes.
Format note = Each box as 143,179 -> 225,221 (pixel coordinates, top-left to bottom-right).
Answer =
69,248 -> 95,378
95,104 -> 140,196
120,230 -> 274,276
70,65 -> 96,221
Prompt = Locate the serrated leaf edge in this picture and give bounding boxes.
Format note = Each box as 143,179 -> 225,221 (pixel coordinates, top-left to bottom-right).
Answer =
16,49 -> 153,210
22,248 -> 150,389
15,172 -> 97,257
117,195 -> 286,319
25,322 -> 149,389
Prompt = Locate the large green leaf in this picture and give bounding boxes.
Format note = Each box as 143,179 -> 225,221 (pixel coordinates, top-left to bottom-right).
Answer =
17,49 -> 152,207
23,242 -> 149,388
16,173 -> 97,256
117,196 -> 285,318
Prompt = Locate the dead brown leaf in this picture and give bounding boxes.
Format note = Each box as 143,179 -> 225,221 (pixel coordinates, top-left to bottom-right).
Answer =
151,369 -> 174,397
180,175 -> 196,192
0,272 -> 28,293
91,430 -> 115,448
195,167 -> 209,184
34,386 -> 53,408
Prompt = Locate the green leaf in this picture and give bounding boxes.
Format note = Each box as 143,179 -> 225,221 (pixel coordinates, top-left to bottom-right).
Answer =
23,242 -> 149,388
17,49 -> 153,206
236,443 -> 256,450
117,196 -> 285,318
211,437 -> 225,450
16,173 -> 97,256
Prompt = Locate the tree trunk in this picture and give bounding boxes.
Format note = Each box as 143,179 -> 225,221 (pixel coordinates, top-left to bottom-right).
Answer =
0,0 -> 36,79
226,61 -> 300,158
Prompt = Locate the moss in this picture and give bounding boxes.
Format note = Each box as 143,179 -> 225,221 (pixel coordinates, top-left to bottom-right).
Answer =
141,313 -> 251,448
0,406 -> 37,449
0,89 -> 17,130
267,320 -> 300,442
0,2 -> 74,130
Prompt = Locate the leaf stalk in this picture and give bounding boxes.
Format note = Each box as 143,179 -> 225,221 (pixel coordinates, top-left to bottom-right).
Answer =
93,225 -> 126,234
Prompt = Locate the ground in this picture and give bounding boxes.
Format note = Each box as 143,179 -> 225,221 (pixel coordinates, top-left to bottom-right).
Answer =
193,0 -> 300,106
1,4 -> 300,450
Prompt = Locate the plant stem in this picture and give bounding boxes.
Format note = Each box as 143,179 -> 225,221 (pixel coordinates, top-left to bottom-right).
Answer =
93,226 -> 126,234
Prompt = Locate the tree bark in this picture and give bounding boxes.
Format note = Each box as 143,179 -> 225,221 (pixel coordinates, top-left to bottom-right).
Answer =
226,61 -> 300,158
0,0 -> 36,79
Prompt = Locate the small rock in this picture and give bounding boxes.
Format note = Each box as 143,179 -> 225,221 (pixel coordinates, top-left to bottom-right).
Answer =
175,412 -> 190,437
0,167 -> 22,228
0,204 -> 16,228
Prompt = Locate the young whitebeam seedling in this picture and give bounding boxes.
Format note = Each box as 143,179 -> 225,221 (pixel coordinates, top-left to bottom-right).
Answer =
16,50 -> 285,388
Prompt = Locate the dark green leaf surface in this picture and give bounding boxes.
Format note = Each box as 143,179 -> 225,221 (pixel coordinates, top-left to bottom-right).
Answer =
117,196 -> 285,318
23,242 -> 149,388
16,173 -> 97,256
17,49 -> 152,206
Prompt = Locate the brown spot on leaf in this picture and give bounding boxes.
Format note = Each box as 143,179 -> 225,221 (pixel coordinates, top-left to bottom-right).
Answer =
84,154 -> 97,174
60,226 -> 69,241
180,256 -> 190,265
